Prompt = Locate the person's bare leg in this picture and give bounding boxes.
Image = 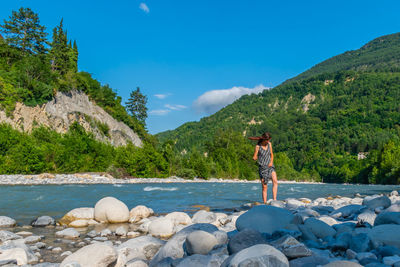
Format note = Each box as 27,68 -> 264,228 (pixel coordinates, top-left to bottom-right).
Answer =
262,181 -> 267,204
272,172 -> 278,200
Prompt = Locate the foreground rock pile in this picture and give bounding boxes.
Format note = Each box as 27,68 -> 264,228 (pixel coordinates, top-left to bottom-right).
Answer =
1,191 -> 400,267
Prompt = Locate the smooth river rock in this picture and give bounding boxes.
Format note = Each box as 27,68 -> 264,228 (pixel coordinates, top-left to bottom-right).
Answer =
221,244 -> 289,267
149,223 -> 218,266
363,195 -> 391,210
61,243 -> 117,267
0,216 -> 16,227
235,205 -> 294,234
192,210 -> 217,224
304,217 -> 336,239
368,224 -> 400,249
129,205 -> 153,223
115,236 -> 165,267
374,212 -> 400,226
185,230 -> 218,255
31,216 -> 55,227
148,217 -> 175,238
165,212 -> 192,226
94,197 -> 129,223
228,229 -> 267,255
59,208 -> 94,226
55,228 -> 80,239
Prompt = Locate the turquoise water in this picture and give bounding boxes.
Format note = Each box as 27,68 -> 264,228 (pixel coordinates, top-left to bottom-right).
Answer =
1,183 -> 398,225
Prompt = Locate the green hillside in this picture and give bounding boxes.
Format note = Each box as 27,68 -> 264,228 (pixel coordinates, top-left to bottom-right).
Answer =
157,33 -> 400,184
285,32 -> 400,83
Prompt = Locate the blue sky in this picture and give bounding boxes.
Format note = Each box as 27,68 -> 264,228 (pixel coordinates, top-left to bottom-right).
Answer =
1,1 -> 400,134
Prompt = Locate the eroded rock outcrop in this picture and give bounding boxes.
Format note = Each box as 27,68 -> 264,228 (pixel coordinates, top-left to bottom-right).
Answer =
0,90 -> 142,147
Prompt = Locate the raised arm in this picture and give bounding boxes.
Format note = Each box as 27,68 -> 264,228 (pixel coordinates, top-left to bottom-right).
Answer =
269,142 -> 274,166
253,145 -> 259,161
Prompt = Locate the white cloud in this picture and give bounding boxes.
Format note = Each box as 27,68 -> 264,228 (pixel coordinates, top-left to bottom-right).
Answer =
193,84 -> 269,114
154,94 -> 169,99
164,104 -> 187,110
139,3 -> 150,13
149,109 -> 170,116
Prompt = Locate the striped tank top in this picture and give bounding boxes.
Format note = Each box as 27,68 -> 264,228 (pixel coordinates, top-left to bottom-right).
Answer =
257,143 -> 273,167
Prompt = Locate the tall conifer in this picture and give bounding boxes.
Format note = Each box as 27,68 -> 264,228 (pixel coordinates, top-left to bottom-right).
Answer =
0,7 -> 47,54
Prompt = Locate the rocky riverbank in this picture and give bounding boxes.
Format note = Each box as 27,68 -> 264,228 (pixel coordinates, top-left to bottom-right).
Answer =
1,191 -> 400,267
0,173 -> 321,185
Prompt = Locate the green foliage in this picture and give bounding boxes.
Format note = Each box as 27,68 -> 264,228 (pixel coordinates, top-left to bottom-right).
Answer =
49,19 -> 78,75
175,168 -> 196,179
286,32 -> 400,84
126,87 -> 148,126
158,71 -> 400,183
0,7 -> 47,54
0,123 -> 167,177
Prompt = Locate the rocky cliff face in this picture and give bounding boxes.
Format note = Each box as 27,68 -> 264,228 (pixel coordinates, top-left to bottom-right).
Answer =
0,90 -> 142,147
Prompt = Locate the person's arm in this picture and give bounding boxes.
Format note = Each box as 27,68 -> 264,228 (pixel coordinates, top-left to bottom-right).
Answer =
253,145 -> 259,161
269,142 -> 274,167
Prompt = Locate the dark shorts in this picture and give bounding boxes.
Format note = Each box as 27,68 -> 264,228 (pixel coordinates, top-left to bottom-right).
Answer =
259,165 -> 275,184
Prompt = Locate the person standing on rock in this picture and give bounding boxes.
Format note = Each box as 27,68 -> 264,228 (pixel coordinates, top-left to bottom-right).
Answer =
250,132 -> 278,204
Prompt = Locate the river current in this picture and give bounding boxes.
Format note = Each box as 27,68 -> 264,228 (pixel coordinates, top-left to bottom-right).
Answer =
1,182 -> 398,225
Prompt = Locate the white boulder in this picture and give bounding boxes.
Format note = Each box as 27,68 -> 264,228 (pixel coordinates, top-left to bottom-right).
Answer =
59,208 -> 94,226
148,218 -> 175,238
129,205 -> 154,223
61,243 -> 117,267
94,197 -> 129,223
0,216 -> 16,227
165,212 -> 192,226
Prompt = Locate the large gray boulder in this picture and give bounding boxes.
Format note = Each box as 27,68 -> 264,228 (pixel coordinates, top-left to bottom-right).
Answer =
0,231 -> 22,242
363,196 -> 391,210
322,261 -> 362,267
221,244 -> 289,267
235,206 -> 293,234
176,254 -> 228,267
289,255 -> 330,267
228,229 -> 266,254
61,243 -> 117,267
115,236 -> 165,267
192,210 -> 217,224
330,205 -> 366,218
270,235 -> 312,259
0,239 -> 38,265
31,216 -> 55,227
94,197 -> 129,223
149,223 -> 218,267
0,216 -> 16,227
368,224 -> 400,249
0,247 -> 29,265
350,233 -> 371,252
375,212 -> 400,226
185,230 -> 218,255
304,218 -> 336,239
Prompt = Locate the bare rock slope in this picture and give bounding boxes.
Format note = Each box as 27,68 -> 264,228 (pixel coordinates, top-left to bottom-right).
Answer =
0,90 -> 142,147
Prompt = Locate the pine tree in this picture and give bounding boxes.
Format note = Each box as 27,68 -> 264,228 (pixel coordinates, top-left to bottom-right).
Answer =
126,87 -> 148,125
0,7 -> 47,54
49,19 -> 73,74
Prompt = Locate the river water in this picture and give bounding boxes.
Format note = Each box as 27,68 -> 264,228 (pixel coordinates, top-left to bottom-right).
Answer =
1,183 -> 398,225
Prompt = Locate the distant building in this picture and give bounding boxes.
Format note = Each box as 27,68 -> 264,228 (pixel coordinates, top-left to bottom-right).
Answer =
358,152 -> 369,160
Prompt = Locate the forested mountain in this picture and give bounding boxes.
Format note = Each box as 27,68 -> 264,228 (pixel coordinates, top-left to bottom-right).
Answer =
157,33 -> 400,184
285,32 -> 400,83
